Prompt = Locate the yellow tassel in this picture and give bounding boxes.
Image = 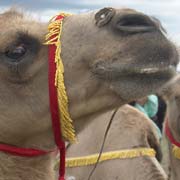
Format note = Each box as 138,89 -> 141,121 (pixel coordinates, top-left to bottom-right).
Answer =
45,13 -> 76,143
172,145 -> 180,159
54,148 -> 156,169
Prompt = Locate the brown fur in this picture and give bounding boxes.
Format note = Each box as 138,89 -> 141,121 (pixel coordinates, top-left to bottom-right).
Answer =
66,105 -> 167,180
0,152 -> 57,180
160,75 -> 180,180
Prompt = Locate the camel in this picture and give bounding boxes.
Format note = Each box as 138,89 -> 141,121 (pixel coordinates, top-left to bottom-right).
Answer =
0,7 -> 178,180
160,75 -> 180,180
66,105 -> 167,180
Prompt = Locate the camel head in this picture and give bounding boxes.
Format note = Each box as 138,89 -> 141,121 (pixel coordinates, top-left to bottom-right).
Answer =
0,8 -> 178,146
60,8 -> 178,119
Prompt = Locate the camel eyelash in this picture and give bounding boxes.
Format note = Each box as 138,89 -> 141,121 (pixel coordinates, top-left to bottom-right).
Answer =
15,31 -> 40,53
0,31 -> 42,76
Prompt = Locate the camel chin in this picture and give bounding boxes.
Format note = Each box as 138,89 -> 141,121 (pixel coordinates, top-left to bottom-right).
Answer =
115,68 -> 175,96
93,64 -> 176,102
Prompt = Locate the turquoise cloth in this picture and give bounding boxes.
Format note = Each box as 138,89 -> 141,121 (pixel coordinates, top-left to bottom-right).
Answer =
134,95 -> 162,139
134,95 -> 158,118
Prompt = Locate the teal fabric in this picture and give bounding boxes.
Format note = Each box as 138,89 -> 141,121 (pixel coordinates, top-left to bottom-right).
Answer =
134,103 -> 149,117
134,95 -> 161,139
134,95 -> 158,118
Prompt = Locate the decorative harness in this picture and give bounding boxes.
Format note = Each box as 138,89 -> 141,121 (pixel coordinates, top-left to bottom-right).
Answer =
45,13 -> 75,180
0,13 -> 156,180
65,148 -> 155,168
165,119 -> 180,159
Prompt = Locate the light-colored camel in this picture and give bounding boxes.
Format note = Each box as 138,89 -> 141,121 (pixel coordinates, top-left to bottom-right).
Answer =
66,105 -> 167,180
0,8 -> 178,180
160,75 -> 180,180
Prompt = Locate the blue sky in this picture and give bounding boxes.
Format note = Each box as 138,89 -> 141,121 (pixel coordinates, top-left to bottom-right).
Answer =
0,0 -> 180,44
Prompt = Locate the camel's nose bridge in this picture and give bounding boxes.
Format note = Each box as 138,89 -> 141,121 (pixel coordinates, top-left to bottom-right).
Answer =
115,13 -> 157,34
150,16 -> 167,37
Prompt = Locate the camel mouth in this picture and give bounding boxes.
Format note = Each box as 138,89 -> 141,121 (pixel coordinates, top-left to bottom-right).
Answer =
118,65 -> 176,81
109,64 -> 177,101
92,63 -> 176,80
132,65 -> 176,75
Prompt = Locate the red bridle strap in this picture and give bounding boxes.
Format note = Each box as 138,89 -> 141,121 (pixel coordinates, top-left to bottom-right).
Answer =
0,144 -> 51,157
165,119 -> 180,147
48,14 -> 66,180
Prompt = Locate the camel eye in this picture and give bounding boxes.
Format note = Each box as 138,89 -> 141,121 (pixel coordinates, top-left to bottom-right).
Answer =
5,44 -> 27,62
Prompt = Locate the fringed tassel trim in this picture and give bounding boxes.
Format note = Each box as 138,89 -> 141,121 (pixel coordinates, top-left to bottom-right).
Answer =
55,148 -> 156,169
45,13 -> 76,143
172,145 -> 180,159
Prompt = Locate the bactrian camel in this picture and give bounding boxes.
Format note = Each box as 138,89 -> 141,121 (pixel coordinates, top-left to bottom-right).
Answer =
160,75 -> 180,180
0,7 -> 178,180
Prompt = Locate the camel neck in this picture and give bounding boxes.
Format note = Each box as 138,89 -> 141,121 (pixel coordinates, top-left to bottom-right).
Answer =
0,151 -> 57,180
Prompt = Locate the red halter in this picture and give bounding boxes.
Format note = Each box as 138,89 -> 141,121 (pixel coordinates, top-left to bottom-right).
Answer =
48,14 -> 66,180
165,119 -> 180,147
0,15 -> 66,180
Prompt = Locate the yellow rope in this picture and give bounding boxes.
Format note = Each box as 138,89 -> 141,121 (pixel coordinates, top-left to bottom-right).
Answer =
172,145 -> 180,159
65,148 -> 156,168
45,13 -> 76,143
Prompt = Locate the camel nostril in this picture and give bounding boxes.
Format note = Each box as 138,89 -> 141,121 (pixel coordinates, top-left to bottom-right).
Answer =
116,14 -> 156,34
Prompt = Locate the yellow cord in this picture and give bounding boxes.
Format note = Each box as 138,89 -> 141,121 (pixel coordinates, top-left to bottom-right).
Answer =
64,148 -> 156,168
45,13 -> 76,143
172,145 -> 180,159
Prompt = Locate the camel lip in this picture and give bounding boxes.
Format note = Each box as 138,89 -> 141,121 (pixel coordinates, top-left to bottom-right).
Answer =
92,63 -> 177,80
121,65 -> 177,81
118,64 -> 176,76
138,65 -> 176,74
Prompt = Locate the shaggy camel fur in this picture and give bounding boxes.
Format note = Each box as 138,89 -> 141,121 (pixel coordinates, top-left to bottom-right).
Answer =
160,75 -> 180,180
66,105 -> 167,180
0,8 -> 178,180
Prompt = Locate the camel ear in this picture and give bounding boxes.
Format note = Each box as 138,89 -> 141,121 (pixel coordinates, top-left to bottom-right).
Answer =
147,130 -> 162,162
95,7 -> 115,27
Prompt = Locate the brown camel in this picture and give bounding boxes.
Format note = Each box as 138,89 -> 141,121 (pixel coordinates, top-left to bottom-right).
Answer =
0,7 -> 178,180
66,105 -> 167,180
160,75 -> 180,180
